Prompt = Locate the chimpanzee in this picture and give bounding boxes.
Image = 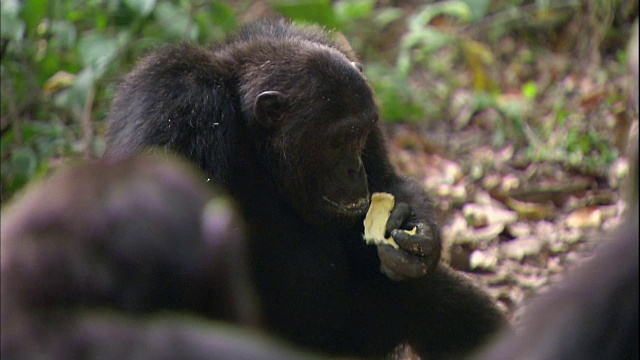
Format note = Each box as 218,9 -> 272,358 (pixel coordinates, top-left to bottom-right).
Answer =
1,155 -> 327,359
105,19 -> 506,358
1,155 -> 255,325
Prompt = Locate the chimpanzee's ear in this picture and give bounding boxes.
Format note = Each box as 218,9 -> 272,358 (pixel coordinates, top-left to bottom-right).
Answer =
255,91 -> 287,128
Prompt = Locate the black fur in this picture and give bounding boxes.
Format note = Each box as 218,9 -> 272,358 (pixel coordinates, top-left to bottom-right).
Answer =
106,20 -> 506,358
0,156 -> 261,358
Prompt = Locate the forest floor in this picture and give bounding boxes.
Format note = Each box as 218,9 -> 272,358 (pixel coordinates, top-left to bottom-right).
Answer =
364,5 -> 639,330
385,121 -> 634,323
383,62 -> 636,326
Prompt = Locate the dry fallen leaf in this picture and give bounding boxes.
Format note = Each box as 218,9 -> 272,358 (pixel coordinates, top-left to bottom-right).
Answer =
506,198 -> 556,221
502,236 -> 546,261
463,203 -> 518,228
470,249 -> 499,272
565,206 -> 603,228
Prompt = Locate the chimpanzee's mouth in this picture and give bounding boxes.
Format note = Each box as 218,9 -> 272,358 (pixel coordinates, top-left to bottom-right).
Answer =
322,196 -> 370,215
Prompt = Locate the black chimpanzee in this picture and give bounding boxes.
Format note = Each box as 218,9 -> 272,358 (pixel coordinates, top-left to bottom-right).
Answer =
106,19 -> 506,358
1,155 -> 327,360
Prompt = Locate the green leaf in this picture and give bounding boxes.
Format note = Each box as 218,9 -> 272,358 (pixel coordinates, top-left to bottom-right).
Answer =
271,0 -> 338,28
77,32 -> 120,75
195,2 -> 237,42
366,64 -> 425,122
1,128 -> 17,155
20,0 -> 48,34
154,2 -> 199,41
50,20 -> 77,48
1,0 -> 21,16
522,81 -> 538,100
375,8 -> 403,28
396,50 -> 412,78
209,2 -> 237,32
8,147 -> 38,191
125,0 -> 156,17
20,122 -> 64,143
408,1 -> 473,31
54,68 -> 97,112
460,0 -> 490,21
1,0 -> 25,42
1,13 -> 26,43
397,27 -> 453,76
474,91 -> 497,110
334,0 -> 375,23
415,27 -> 453,54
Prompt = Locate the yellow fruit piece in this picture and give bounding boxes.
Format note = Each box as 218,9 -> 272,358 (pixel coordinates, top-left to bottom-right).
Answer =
363,193 -> 418,249
362,192 -> 400,248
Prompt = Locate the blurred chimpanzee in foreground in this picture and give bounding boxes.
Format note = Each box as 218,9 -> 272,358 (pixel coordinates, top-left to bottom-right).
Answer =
0,155 -> 327,360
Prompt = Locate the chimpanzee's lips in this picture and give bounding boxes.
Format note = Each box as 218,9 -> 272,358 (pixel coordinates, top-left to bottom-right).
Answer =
322,196 -> 370,215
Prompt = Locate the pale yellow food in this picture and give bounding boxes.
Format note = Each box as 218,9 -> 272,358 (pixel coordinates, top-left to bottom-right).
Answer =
363,193 -> 417,249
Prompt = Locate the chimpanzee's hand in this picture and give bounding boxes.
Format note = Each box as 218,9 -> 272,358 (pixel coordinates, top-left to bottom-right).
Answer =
376,203 -> 441,281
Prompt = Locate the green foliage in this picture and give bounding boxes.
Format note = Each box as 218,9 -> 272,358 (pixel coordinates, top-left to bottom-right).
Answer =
461,0 -> 490,21
1,122 -> 69,194
526,127 -> 618,176
365,63 -> 425,123
398,1 -> 474,78
1,0 -> 238,201
1,0 -> 631,200
271,0 -> 338,28
522,81 -> 538,100
366,1 -> 478,122
303,0 -> 480,122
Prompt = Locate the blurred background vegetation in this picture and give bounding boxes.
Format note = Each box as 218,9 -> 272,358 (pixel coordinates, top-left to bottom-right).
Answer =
1,0 -> 638,202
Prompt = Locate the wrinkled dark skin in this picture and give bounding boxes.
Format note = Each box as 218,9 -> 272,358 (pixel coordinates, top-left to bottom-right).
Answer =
105,19 -> 506,358
380,203 -> 441,280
